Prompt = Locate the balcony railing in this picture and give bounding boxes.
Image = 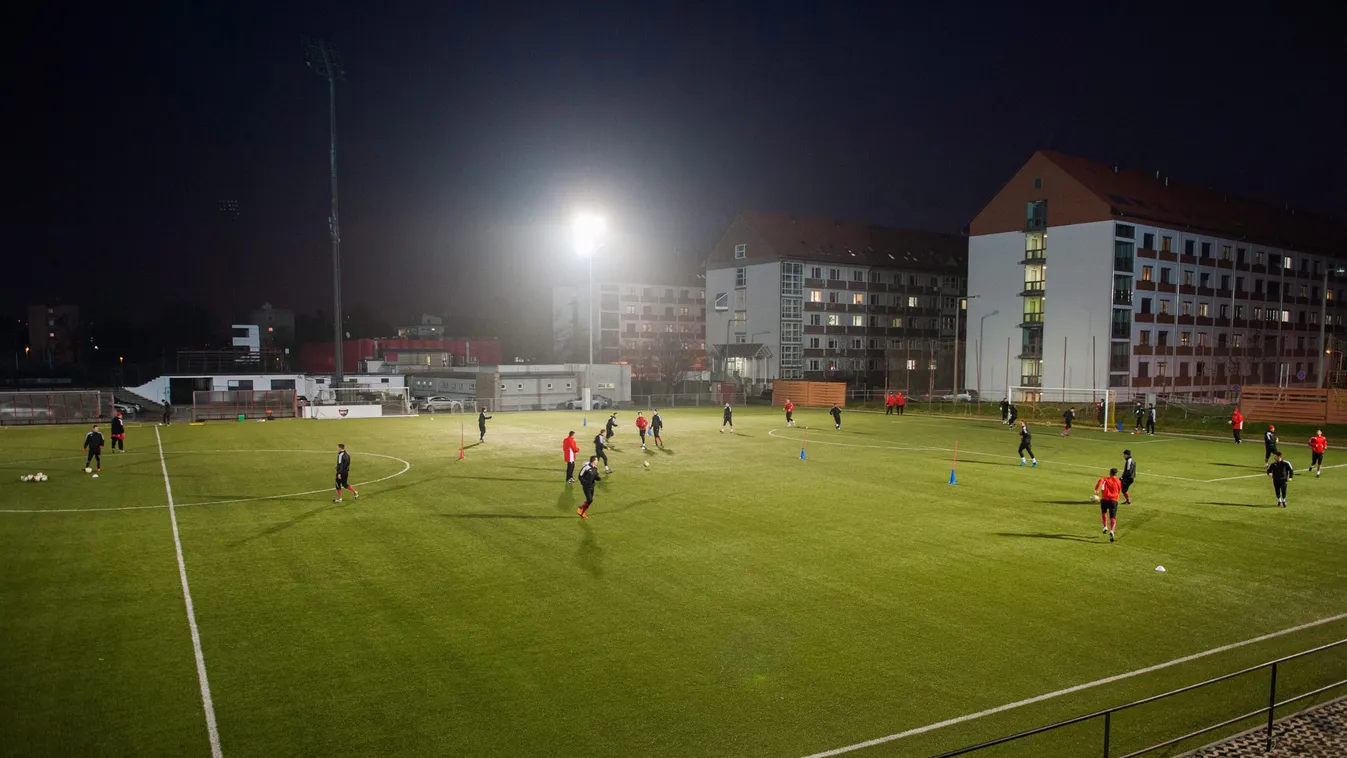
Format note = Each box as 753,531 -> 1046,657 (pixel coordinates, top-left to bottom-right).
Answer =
1019,375 -> 1043,387
1113,290 -> 1134,306
1017,349 -> 1043,360
1111,324 -> 1131,339
1020,283 -> 1046,296
1114,255 -> 1134,272
1019,313 -> 1045,328
1021,249 -> 1046,264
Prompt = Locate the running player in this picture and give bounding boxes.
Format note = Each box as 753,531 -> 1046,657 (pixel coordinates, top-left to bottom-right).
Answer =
593,430 -> 611,473
1120,449 -> 1136,505
635,412 -> 649,450
1264,425 -> 1279,464
784,398 -> 796,427
721,403 -> 733,433
605,413 -> 618,447
1017,421 -> 1037,466
1308,430 -> 1327,478
1094,468 -> 1122,542
577,456 -> 601,518
1061,407 -> 1075,436
333,444 -> 359,502
830,403 -> 842,430
1266,450 -> 1293,507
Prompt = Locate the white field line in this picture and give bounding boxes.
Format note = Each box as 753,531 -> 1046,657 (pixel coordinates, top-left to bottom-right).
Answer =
156,427 -> 223,758
1203,463 -> 1347,482
0,449 -> 410,514
767,429 -> 1202,482
802,611 -> 1347,758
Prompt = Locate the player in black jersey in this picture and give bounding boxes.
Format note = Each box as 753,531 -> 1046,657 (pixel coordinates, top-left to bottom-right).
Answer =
83,425 -> 105,471
1017,422 -> 1037,466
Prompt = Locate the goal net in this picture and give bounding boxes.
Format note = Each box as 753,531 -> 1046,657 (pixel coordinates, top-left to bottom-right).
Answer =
1006,387 -> 1118,430
305,387 -> 416,419
193,390 -> 297,421
0,390 -> 111,426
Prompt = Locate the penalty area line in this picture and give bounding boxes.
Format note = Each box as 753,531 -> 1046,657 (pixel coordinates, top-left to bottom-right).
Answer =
1203,462 -> 1347,483
801,611 -> 1347,757
155,427 -> 223,758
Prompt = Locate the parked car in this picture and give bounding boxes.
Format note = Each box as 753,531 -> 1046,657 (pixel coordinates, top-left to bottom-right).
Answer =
562,395 -> 613,410
0,403 -> 56,421
419,396 -> 464,413
113,402 -> 138,416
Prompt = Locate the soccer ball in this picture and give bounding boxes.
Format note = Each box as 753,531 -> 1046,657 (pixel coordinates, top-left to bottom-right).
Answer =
719,429 -> 724,433
84,467 -> 92,473
35,473 -> 46,482
21,475 -> 32,482
1090,494 -> 1101,503
643,461 -> 650,468
91,474 -> 99,479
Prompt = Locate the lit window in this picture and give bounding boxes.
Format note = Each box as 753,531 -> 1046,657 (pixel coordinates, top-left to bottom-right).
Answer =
827,314 -> 840,326
852,293 -> 864,305
851,315 -> 863,327
809,290 -> 822,303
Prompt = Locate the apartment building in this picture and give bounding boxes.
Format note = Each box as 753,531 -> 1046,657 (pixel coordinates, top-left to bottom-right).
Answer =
703,212 -> 967,387
551,281 -> 707,380
28,304 -> 81,367
967,150 -> 1347,399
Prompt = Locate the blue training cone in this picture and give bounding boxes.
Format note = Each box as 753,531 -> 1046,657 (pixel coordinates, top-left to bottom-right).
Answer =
583,416 -> 587,426
800,448 -> 807,460
948,469 -> 957,485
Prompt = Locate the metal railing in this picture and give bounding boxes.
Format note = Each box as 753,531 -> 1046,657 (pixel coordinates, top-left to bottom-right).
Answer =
934,637 -> 1347,757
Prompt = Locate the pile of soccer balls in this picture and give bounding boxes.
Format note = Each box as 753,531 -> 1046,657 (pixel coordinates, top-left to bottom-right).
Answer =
20,472 -> 48,482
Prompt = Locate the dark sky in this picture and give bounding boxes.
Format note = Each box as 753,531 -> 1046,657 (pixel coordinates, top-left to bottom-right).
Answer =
11,3 -> 1346,351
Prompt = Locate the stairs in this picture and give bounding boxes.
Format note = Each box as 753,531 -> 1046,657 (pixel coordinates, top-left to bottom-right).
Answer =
113,387 -> 167,413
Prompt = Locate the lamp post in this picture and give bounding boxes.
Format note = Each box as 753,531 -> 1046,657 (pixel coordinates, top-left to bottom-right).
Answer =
978,308 -> 999,406
953,295 -> 979,399
1318,265 -> 1346,388
571,213 -> 606,416
302,36 -> 347,385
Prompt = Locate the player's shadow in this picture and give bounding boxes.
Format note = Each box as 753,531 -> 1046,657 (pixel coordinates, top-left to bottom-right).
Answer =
460,442 -> 483,450
658,447 -> 676,455
576,523 -> 603,577
229,501 -> 345,546
453,474 -> 547,483
556,487 -> 576,512
1208,501 -> 1281,509
994,532 -> 1101,543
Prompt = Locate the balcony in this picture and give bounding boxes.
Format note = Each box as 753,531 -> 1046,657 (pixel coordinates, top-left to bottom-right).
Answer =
1019,313 -> 1045,328
1019,375 -> 1043,387
1111,325 -> 1131,339
1017,348 -> 1043,360
1025,217 -> 1047,233
1021,249 -> 1047,265
1113,290 -> 1134,306
1020,283 -> 1046,297
1114,255 -> 1135,272
1138,247 -> 1158,259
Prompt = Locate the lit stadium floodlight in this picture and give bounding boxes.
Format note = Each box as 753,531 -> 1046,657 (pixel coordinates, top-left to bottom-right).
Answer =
570,212 -> 606,414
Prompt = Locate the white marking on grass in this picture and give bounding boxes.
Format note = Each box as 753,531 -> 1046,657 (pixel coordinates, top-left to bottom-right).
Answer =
766,430 -> 1201,482
1203,463 -> 1347,483
156,427 -> 223,758
802,611 -> 1347,757
0,449 -> 411,514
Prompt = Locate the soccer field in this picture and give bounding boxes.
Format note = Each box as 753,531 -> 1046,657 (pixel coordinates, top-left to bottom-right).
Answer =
2,408 -> 1345,757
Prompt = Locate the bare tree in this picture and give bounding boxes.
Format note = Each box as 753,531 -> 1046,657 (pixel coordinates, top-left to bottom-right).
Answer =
651,332 -> 695,393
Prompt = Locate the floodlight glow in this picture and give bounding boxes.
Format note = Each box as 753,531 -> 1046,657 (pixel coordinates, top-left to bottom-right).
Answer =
571,213 -> 606,256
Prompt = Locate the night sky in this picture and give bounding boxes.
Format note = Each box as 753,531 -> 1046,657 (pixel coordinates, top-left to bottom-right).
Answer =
11,3 -> 1345,353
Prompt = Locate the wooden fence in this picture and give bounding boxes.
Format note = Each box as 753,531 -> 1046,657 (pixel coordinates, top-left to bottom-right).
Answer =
771,381 -> 847,408
1236,386 -> 1347,425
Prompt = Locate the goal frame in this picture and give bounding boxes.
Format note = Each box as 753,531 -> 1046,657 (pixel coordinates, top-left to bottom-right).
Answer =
1007,386 -> 1118,431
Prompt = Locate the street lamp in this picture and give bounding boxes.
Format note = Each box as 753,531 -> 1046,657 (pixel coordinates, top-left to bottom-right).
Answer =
571,213 -> 606,414
978,308 -> 999,405
1318,265 -> 1346,388
953,295 -> 979,399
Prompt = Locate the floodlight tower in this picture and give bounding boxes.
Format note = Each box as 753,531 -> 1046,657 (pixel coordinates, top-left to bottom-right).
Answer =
302,36 -> 347,384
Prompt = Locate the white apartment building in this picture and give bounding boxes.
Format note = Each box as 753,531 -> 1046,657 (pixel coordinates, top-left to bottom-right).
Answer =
704,212 -> 967,388
967,150 -> 1347,400
552,280 -> 707,379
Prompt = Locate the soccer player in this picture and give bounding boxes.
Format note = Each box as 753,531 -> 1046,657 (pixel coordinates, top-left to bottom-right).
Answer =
83,424 -> 105,472
605,413 -> 618,446
110,411 -> 126,452
1094,468 -> 1122,542
1266,450 -> 1293,507
577,455 -> 601,518
1061,407 -> 1075,436
477,407 -> 492,443
830,403 -> 842,430
885,392 -> 895,415
650,409 -> 664,449
1145,404 -> 1157,435
1264,425 -> 1279,464
333,444 -> 358,502
1308,429 -> 1327,477
635,412 -> 649,450
1096,400 -> 1106,428
563,431 -> 580,482
1133,400 -> 1144,432
783,398 -> 796,427
1006,403 -> 1018,429
1017,421 -> 1037,466
162,401 -> 172,425
593,431 -> 611,473
1120,449 -> 1137,505
1000,397 -> 1009,423
721,402 -> 734,433
896,391 -> 906,415
1230,407 -> 1244,444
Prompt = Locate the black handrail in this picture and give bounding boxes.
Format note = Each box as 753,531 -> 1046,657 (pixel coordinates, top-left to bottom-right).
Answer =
931,637 -> 1347,758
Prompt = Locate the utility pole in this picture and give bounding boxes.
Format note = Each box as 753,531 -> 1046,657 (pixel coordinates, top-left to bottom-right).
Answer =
303,36 -> 346,384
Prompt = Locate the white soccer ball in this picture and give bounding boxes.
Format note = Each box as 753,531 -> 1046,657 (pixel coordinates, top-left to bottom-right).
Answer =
719,429 -> 724,433
643,461 -> 650,468
1090,494 -> 1101,503
84,467 -> 92,473
91,474 -> 99,479
21,475 -> 32,482
36,473 -> 46,482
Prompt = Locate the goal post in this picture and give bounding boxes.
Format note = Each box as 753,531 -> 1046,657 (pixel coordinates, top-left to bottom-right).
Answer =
305,387 -> 416,419
1007,386 -> 1118,430
193,390 -> 297,421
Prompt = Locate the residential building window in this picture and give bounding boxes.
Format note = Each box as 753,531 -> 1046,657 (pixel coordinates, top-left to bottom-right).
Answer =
852,269 -> 864,282
1201,242 -> 1212,258
781,262 -> 802,296
735,268 -> 746,287
679,306 -> 690,316
1157,330 -> 1169,347
666,324 -> 675,333
1254,280 -> 1263,294
827,338 -> 838,350
869,294 -> 882,306
852,293 -> 864,305
1236,276 -> 1245,291
1218,333 -> 1228,348
1156,361 -> 1167,378
1232,334 -> 1243,347
1254,250 -> 1264,266
1221,245 -> 1232,261
1198,303 -> 1209,317
1299,285 -> 1308,298
828,268 -> 840,280
1161,236 -> 1173,252
1237,248 -> 1247,264
1196,332 -> 1206,347
1284,255 -> 1294,270
1115,223 -> 1135,239
1160,268 -> 1173,284
1195,361 -> 1206,377
827,314 -> 841,326
891,317 -> 903,328
869,316 -> 881,327
1252,307 -> 1263,321
1219,304 -> 1229,319
1143,232 -> 1155,249
908,296 -> 919,308
809,290 -> 822,303
851,315 -> 863,327
807,359 -> 821,371
850,337 -> 863,349
828,291 -> 839,304
714,293 -> 728,310
625,305 -> 636,314
1184,239 -> 1195,255
810,266 -> 822,279
1141,266 -> 1153,282
1139,330 -> 1151,346
809,314 -> 822,326
1183,270 -> 1193,286
1140,297 -> 1153,315
734,243 -> 747,259
930,276 -> 939,288
781,299 -> 802,319
906,359 -> 917,370
1159,299 -> 1170,315
1137,361 -> 1150,378
1220,275 -> 1230,290
809,337 -> 821,348
1181,301 -> 1192,316
1200,273 -> 1210,288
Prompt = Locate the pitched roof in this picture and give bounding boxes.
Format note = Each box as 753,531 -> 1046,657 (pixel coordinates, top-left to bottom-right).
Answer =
1038,150 -> 1347,258
709,211 -> 967,271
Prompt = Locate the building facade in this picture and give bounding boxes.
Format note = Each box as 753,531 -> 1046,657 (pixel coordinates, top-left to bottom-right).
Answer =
552,281 -> 707,380
249,303 -> 296,349
28,304 -> 80,367
967,150 -> 1347,400
703,212 -> 968,389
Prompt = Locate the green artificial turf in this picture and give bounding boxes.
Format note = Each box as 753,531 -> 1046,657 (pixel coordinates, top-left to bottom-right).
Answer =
2,409 -> 1345,757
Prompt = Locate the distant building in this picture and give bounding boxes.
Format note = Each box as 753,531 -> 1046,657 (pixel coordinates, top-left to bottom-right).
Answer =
27,304 -> 80,367
300,338 -> 503,375
967,150 -> 1347,399
249,303 -> 295,349
551,281 -> 707,380
397,314 -> 446,340
703,211 -> 967,388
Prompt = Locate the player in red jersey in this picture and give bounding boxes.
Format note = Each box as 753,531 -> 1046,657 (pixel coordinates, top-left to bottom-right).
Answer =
635,412 -> 649,451
783,399 -> 796,427
562,431 -> 580,483
1094,468 -> 1123,542
1308,430 -> 1328,478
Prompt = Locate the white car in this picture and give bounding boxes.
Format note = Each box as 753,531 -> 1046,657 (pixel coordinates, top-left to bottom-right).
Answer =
419,396 -> 463,413
113,403 -> 138,416
563,395 -> 613,410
